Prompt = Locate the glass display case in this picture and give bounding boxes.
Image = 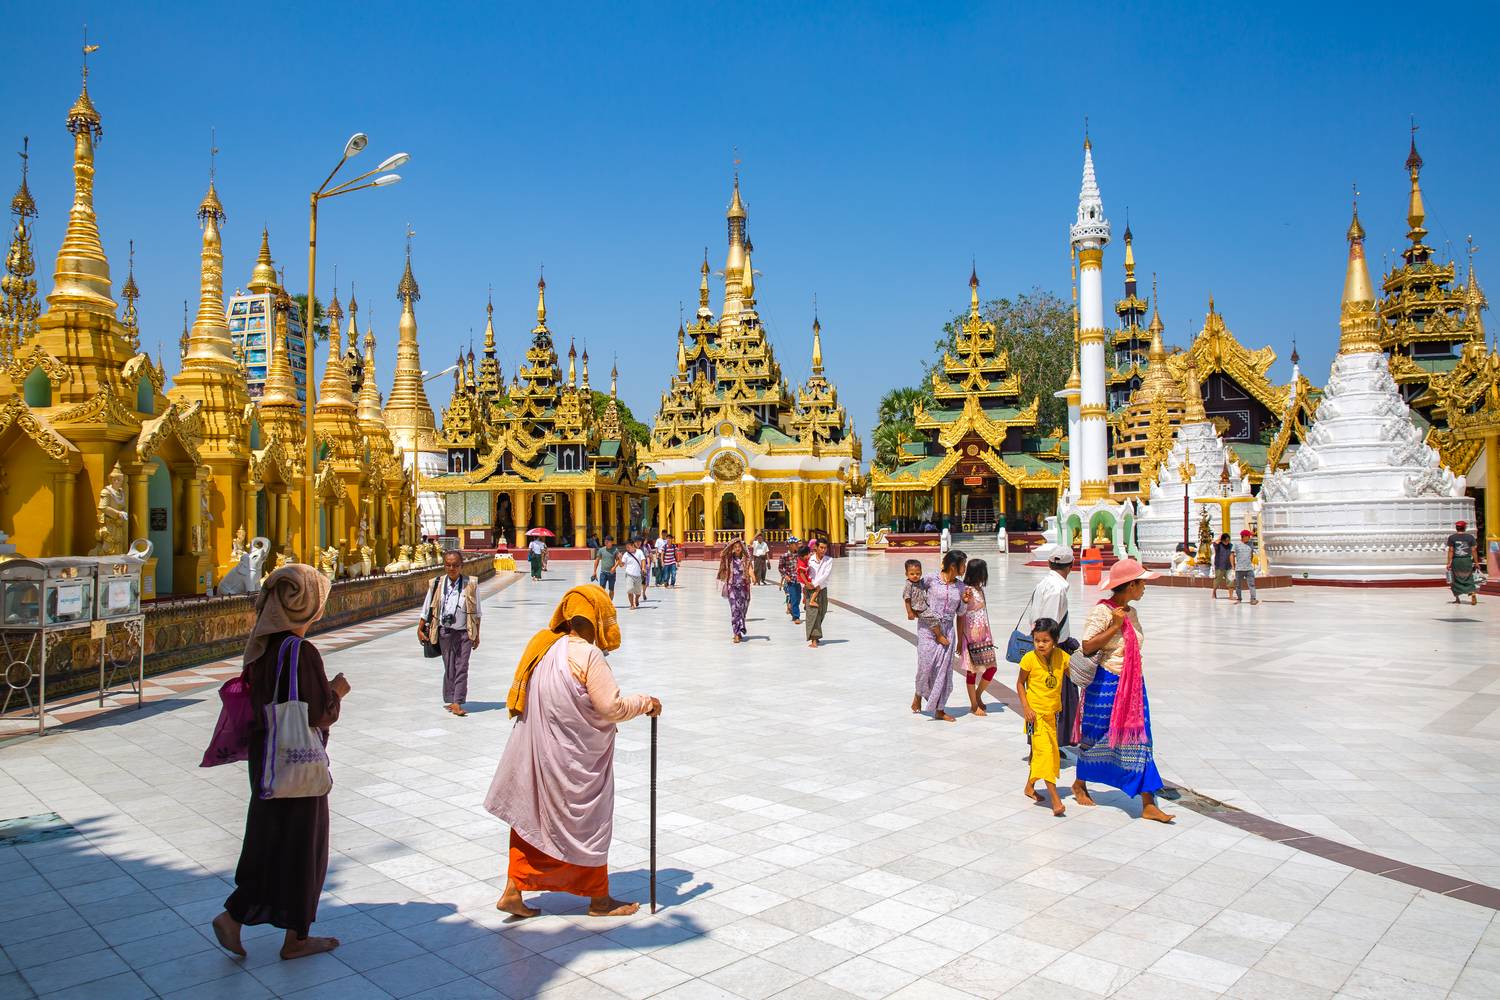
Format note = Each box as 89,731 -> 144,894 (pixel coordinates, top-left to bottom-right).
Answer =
93,556 -> 143,620
0,558 -> 96,628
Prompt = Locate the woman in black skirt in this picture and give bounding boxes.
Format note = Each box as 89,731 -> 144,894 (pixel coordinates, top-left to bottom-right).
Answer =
211,564 -> 350,961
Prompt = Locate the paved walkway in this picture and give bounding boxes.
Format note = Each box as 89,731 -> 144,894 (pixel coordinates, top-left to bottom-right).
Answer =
1,552 -> 1498,998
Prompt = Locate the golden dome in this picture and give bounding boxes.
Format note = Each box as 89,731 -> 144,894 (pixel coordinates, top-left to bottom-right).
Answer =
247,227 -> 277,293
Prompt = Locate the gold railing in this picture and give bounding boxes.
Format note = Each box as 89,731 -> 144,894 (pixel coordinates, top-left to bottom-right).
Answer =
714,529 -> 742,545
683,530 -> 705,543
763,529 -> 791,543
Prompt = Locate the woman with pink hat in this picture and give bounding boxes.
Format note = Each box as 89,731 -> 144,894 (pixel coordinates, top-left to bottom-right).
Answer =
1071,558 -> 1174,823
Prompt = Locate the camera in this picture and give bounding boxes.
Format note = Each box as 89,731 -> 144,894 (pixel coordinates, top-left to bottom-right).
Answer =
441,613 -> 456,627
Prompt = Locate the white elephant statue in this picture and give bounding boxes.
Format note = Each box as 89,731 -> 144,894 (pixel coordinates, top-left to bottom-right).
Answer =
217,537 -> 271,596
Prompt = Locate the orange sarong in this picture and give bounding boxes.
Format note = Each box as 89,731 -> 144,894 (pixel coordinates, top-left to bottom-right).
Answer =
508,830 -> 608,897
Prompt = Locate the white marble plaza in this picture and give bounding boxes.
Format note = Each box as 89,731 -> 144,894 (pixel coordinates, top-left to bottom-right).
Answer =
1,548 -> 1499,999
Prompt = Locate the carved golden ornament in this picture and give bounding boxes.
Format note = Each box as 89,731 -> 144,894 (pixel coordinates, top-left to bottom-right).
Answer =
1079,404 -> 1109,419
1078,326 -> 1108,344
965,444 -> 979,456
709,451 -> 747,483
0,396 -> 73,461
52,386 -> 141,428
1077,249 -> 1104,267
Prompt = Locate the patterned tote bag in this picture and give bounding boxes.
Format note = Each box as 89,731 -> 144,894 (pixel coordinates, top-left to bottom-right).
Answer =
258,636 -> 333,800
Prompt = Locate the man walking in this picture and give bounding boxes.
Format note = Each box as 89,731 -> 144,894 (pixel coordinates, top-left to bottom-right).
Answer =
804,537 -> 833,648
1232,529 -> 1259,605
619,537 -> 647,610
1211,532 -> 1233,600
660,532 -> 679,588
750,532 -> 770,585
419,549 -> 481,717
592,535 -> 619,598
778,539 -> 802,624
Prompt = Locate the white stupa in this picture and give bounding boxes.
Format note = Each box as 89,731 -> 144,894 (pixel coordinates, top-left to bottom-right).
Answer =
1136,361 -> 1254,564
1260,205 -> 1473,581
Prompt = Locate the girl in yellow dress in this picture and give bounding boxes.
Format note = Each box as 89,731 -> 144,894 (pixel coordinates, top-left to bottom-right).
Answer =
1017,617 -> 1068,816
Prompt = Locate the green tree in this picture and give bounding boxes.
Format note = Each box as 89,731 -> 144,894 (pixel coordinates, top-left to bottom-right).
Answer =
928,287 -> 1073,434
590,394 -> 651,445
871,385 -> 930,472
291,293 -> 330,343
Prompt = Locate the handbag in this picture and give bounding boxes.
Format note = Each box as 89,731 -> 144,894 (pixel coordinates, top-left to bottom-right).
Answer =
419,577 -> 442,659
1068,650 -> 1100,688
1004,594 -> 1036,663
200,675 -> 253,767
259,636 -> 334,800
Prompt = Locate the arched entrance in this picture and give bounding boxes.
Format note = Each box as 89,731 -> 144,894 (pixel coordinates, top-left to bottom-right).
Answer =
719,493 -> 744,532
809,495 -> 828,536
147,457 -> 174,596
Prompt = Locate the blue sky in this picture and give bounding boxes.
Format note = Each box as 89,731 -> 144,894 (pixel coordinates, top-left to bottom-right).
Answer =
7,2 -> 1497,444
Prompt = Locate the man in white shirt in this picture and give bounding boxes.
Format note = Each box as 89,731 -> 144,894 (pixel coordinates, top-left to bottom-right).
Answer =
750,533 -> 770,585
619,538 -> 647,610
804,537 -> 834,647
418,550 -> 481,717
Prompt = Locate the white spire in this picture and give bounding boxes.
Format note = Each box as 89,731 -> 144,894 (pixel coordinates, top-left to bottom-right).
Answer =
1070,137 -> 1111,250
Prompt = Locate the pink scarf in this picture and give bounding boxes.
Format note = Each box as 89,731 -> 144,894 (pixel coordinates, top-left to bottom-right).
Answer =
1102,598 -> 1147,747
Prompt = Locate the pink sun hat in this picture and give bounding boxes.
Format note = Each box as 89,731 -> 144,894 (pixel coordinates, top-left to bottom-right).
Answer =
1100,557 -> 1160,591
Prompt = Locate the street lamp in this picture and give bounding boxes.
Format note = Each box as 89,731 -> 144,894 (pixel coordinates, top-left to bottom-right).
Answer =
301,135 -> 409,562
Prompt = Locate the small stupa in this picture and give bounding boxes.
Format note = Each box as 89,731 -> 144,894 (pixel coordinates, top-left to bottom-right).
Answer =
1260,202 -> 1473,581
1134,361 -> 1254,564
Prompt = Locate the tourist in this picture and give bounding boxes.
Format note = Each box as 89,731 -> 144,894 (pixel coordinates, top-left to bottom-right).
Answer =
959,558 -> 997,717
1232,529 -> 1259,605
592,535 -> 619,598
660,532 -> 679,588
781,541 -> 804,624
750,532 -> 770,585
804,537 -> 834,648
526,534 -> 547,580
1446,520 -> 1480,606
418,550 -> 481,717
1018,616 -> 1069,816
652,531 -> 667,586
911,549 -> 966,722
1072,558 -> 1173,823
619,538 -> 646,610
1211,533 -> 1232,598
1027,545 -> 1079,746
718,539 -> 754,642
212,564 -> 349,961
489,585 -> 661,918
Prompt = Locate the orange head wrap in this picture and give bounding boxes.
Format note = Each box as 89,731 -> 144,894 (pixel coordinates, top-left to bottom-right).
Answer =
506,584 -> 619,718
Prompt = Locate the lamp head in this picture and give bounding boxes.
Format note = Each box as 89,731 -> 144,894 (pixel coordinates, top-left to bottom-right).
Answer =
377,152 -> 410,171
343,133 -> 369,158
372,174 -> 402,187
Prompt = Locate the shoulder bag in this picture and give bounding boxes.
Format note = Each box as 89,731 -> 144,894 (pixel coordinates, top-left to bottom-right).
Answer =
419,576 -> 443,659
259,636 -> 334,799
1004,593 -> 1036,664
200,674 -> 253,767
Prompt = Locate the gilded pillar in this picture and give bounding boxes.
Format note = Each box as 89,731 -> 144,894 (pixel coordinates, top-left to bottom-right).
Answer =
333,502 -> 347,553
671,485 -> 684,538
276,491 -> 290,552
789,482 -> 804,539
128,472 -> 149,549
572,489 -> 587,548
512,489 -> 527,541
1486,432 -> 1500,563
704,483 -> 719,541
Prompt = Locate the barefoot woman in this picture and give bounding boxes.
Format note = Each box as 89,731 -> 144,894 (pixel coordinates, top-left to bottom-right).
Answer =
488,584 -> 661,917
213,564 -> 349,960
1072,559 -> 1174,823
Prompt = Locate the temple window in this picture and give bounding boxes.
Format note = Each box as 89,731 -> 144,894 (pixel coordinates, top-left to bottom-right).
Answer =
136,379 -> 154,415
22,367 -> 51,407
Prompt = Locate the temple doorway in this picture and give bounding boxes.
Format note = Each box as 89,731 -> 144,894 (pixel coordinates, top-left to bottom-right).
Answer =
764,492 -> 788,531
147,458 -> 174,595
719,493 -> 745,532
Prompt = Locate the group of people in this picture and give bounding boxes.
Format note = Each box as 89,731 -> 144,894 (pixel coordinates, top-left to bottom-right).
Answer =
901,545 -> 1173,823
213,568 -> 660,961
719,534 -> 835,645
1209,529 -> 1260,604
588,532 -> 682,610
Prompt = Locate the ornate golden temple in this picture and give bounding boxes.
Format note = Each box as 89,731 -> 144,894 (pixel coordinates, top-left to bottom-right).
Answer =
1106,279 -> 1185,499
419,276 -> 647,547
0,65 -> 417,594
643,179 -> 859,548
872,269 -> 1066,531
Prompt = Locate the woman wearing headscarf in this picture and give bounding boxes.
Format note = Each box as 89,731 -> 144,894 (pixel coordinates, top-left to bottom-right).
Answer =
1071,558 -> 1173,823
718,538 -> 754,642
911,549 -> 967,723
212,564 -> 349,960
488,584 -> 661,917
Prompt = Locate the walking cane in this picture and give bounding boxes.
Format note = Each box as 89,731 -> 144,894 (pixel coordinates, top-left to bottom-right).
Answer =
649,714 -> 658,914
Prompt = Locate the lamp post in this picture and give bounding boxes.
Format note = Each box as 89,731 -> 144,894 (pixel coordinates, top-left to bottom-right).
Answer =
301,134 -> 408,561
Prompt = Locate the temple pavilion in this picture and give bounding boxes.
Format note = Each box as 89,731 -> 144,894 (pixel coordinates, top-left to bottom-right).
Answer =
643,179 -> 860,549
421,277 -> 646,548
1106,288 -> 1185,500
872,270 -> 1066,532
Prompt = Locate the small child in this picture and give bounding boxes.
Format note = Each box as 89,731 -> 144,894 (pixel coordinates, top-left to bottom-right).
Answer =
959,559 -> 997,716
1018,616 -> 1069,816
902,559 -> 929,620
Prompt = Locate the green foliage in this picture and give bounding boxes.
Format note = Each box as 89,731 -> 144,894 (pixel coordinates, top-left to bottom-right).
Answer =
929,287 -> 1074,434
871,385 -> 931,471
590,394 -> 651,444
291,293 -> 330,343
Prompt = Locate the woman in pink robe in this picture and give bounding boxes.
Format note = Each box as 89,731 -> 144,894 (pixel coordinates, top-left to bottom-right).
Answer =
487,585 -> 660,917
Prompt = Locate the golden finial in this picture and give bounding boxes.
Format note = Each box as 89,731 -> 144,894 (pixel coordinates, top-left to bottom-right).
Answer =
535,265 -> 547,327
811,299 -> 824,376
1466,235 -> 1486,342
396,224 -> 420,303
1339,187 -> 1381,355
676,321 -> 687,375
1122,214 -> 1135,279
10,137 -> 35,219
1183,359 -> 1207,422
567,337 -> 577,386
248,226 -> 276,292
68,27 -> 103,139
728,153 -> 746,220
740,242 -> 756,305
698,248 -> 711,312
1405,117 -> 1427,242
120,238 -> 140,349
1147,272 -> 1164,335
969,260 -> 980,316
610,354 -> 618,398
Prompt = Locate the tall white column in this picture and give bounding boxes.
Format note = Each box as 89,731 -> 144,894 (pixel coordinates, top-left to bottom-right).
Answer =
1069,139 -> 1112,503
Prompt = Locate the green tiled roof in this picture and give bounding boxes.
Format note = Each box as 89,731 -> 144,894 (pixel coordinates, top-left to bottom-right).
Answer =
925,405 -> 1024,424
900,441 -> 927,457
598,440 -> 620,458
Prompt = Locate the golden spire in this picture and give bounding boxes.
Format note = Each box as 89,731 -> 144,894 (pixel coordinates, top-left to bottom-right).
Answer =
48,37 -> 115,316
610,357 -> 618,398
247,227 -> 277,293
811,310 -> 824,375
1466,238 -> 1486,343
183,158 -> 236,365
740,242 -> 756,308
483,292 -> 496,351
1340,189 -> 1381,354
357,313 -> 383,425
1183,359 -> 1207,422
261,287 -> 299,407
581,344 -> 591,390
1147,274 -> 1165,337
534,268 -> 548,331
567,338 -> 577,386
1122,223 -> 1136,281
1,137 -> 41,364
120,239 -> 139,351
1405,119 -> 1427,244
385,228 -> 437,451
676,321 -> 687,375
969,263 -> 980,317
698,248 -> 711,316
722,174 -> 747,321
728,173 -> 746,220
1065,344 -> 1081,393
318,278 -> 354,407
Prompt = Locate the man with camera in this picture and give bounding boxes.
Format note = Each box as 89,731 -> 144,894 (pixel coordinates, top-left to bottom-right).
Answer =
419,549 -> 482,717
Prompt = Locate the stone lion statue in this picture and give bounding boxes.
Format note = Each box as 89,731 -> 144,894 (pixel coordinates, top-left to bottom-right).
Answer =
217,536 -> 271,596
384,544 -> 413,574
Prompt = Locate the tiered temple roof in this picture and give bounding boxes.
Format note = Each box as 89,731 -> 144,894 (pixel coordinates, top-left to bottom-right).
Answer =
1108,224 -> 1150,411
1107,285 -> 1185,499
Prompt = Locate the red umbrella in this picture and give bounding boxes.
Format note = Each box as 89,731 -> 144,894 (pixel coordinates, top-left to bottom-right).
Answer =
525,527 -> 555,538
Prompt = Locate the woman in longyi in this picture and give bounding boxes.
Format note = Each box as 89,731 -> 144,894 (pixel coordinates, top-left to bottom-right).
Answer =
486,584 -> 661,917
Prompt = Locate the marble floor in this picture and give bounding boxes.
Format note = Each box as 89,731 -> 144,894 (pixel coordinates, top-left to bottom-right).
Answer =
1,548 -> 1498,999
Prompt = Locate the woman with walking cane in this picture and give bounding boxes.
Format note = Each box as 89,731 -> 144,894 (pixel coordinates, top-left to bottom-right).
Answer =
486,584 -> 662,917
